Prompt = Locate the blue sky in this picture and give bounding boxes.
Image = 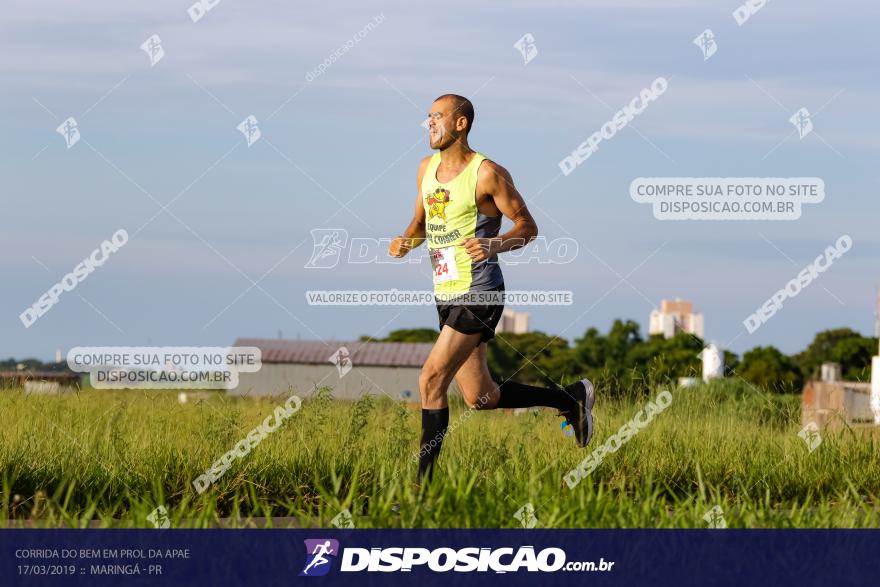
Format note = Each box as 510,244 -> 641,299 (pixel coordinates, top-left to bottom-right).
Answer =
2,0 -> 878,360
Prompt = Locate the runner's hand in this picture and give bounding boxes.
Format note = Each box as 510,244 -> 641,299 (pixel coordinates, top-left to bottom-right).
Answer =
389,236 -> 413,257
462,238 -> 497,262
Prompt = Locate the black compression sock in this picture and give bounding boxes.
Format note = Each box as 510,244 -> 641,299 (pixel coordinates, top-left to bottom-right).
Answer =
418,407 -> 449,482
496,381 -> 574,411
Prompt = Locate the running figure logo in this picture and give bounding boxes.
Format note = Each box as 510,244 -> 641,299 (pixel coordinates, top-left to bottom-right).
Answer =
140,34 -> 164,66
328,346 -> 352,377
789,107 -> 813,139
703,505 -> 727,529
56,117 -> 80,149
236,114 -> 261,147
305,228 -> 348,268
425,188 -> 451,222
798,422 -> 822,453
513,33 -> 538,65
300,539 -> 339,577
692,29 -> 717,61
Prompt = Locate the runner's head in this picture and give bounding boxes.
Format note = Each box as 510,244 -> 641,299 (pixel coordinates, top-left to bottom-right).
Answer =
428,94 -> 474,150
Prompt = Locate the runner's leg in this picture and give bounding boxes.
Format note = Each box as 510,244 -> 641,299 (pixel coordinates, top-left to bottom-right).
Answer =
453,343 -> 500,409
453,340 -> 595,446
418,325 -> 483,481
454,342 -> 577,411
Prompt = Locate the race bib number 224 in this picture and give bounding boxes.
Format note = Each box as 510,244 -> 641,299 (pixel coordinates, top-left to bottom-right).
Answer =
431,246 -> 460,284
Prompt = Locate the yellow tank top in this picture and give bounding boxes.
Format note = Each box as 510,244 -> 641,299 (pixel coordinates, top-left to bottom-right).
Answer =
421,152 -> 503,296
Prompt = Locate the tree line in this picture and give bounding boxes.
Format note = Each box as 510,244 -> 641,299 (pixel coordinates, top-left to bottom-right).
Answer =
363,324 -> 878,396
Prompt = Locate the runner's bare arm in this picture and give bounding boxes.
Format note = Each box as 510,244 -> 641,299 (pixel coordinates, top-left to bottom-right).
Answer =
389,156 -> 431,257
463,160 -> 538,262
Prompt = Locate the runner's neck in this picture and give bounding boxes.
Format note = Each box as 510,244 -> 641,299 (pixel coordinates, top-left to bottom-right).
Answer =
438,142 -> 474,169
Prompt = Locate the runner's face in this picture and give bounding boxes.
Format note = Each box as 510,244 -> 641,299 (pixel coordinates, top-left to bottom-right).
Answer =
427,99 -> 456,149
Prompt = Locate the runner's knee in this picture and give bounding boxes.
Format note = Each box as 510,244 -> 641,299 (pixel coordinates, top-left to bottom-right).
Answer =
464,395 -> 492,410
460,383 -> 498,410
419,363 -> 450,395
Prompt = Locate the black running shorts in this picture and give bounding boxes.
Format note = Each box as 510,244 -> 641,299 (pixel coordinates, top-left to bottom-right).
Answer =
435,284 -> 505,343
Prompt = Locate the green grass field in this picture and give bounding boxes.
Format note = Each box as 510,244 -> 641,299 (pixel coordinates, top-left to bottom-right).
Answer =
2,379 -> 879,528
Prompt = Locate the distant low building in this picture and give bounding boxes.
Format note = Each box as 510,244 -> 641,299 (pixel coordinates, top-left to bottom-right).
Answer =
230,338 -> 443,401
802,361 -> 877,431
0,371 -> 80,394
649,299 -> 704,339
802,375 -> 873,431
496,310 -> 529,334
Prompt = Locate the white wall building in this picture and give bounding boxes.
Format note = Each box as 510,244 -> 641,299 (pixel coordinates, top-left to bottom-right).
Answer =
875,287 -> 880,338
872,340 -> 880,424
701,342 -> 724,382
230,338 -> 446,402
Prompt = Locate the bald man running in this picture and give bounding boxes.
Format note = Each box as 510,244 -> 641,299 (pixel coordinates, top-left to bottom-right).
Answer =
388,93 -> 595,483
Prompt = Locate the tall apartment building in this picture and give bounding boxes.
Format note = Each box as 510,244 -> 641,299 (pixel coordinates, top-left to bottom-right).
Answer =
649,299 -> 704,339
495,310 -> 530,334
